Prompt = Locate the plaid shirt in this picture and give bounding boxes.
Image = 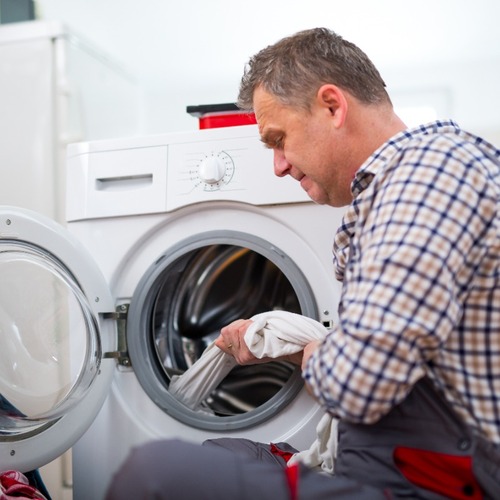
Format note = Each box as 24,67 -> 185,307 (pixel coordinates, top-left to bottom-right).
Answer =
304,120 -> 500,443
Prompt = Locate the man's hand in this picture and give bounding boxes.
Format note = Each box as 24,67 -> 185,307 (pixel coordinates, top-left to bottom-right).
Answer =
215,319 -> 264,365
215,318 -> 321,368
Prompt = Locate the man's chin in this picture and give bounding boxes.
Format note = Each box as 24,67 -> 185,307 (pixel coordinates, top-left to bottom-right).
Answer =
300,180 -> 329,205
304,191 -> 328,205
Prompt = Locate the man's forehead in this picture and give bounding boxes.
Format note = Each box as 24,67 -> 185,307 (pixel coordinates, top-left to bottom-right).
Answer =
253,86 -> 278,116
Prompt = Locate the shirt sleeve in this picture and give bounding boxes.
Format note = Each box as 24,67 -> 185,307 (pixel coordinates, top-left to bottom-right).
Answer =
304,135 -> 497,423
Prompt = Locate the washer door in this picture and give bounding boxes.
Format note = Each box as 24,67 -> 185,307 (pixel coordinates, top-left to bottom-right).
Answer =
0,207 -> 115,472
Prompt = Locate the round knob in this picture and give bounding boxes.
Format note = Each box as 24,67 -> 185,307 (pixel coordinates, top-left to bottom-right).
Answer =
198,156 -> 226,184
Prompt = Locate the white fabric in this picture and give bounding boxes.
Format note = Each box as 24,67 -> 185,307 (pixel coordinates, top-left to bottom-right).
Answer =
287,413 -> 338,474
168,310 -> 338,474
169,311 -> 328,408
169,342 -> 237,409
244,311 -> 328,358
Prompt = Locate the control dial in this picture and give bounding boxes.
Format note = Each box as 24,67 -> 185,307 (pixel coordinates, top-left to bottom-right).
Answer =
196,151 -> 234,191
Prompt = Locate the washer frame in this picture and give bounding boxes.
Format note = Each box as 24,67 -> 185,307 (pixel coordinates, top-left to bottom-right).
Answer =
64,125 -> 345,499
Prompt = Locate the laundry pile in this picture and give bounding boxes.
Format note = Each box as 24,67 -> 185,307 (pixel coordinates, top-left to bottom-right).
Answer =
0,471 -> 48,500
169,310 -> 338,474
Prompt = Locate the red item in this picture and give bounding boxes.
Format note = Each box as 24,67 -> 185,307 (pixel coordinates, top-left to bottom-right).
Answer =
284,463 -> 299,500
186,103 -> 257,129
270,442 -> 294,463
198,112 -> 257,129
0,470 -> 47,499
270,443 -> 299,500
394,446 -> 483,499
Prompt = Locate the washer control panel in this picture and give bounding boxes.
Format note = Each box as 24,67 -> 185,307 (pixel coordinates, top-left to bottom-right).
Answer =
66,125 -> 312,221
166,132 -> 309,210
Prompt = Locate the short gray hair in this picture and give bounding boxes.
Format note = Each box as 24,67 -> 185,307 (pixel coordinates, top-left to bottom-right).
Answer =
238,27 -> 390,111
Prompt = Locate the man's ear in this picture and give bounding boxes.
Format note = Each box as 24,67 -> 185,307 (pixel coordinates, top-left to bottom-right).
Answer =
316,84 -> 348,127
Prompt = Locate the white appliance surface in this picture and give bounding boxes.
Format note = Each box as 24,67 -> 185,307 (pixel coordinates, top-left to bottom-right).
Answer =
0,123 -> 345,500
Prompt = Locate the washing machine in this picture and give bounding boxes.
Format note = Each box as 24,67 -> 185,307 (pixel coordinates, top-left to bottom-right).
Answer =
0,124 -> 345,499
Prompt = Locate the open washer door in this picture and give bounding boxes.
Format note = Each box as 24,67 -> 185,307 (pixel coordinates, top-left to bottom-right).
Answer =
0,206 -> 115,473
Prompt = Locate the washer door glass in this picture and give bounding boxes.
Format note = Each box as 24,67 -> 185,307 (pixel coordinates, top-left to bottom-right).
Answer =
0,241 -> 101,437
127,231 -> 318,431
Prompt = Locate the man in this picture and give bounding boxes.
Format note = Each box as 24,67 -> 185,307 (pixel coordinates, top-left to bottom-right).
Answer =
107,28 -> 500,499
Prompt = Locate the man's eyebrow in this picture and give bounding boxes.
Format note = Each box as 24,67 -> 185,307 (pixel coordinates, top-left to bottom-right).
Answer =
260,128 -> 280,146
260,133 -> 271,145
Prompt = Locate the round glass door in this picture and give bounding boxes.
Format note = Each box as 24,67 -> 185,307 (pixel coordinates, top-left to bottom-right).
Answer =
127,231 -> 318,431
0,240 -> 101,437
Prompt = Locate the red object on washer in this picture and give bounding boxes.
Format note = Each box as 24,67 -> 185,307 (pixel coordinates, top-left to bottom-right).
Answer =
187,103 -> 257,129
198,112 -> 257,129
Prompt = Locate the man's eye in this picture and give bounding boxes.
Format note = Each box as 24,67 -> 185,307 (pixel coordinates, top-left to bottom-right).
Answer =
274,137 -> 284,149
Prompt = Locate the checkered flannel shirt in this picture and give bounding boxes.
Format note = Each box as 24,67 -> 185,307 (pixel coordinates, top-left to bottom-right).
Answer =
304,120 -> 500,443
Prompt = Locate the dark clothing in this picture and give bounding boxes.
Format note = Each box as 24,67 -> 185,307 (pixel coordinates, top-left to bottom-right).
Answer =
106,378 -> 500,499
334,377 -> 500,498
105,438 -> 388,500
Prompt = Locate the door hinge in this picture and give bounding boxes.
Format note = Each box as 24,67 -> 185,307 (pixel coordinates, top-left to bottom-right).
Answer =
103,304 -> 131,367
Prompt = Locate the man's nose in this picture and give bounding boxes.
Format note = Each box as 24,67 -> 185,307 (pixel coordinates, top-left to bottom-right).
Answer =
273,149 -> 291,177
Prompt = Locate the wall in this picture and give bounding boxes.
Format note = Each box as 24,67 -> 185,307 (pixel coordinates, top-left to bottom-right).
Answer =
386,58 -> 500,145
33,0 -> 500,140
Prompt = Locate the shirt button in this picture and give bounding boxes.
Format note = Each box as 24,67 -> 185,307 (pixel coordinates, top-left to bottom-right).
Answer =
457,438 -> 471,451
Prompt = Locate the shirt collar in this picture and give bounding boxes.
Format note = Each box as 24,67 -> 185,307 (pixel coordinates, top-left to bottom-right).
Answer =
350,120 -> 461,199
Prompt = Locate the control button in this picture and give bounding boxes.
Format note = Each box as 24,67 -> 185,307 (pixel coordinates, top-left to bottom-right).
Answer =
199,156 -> 226,184
194,151 -> 234,191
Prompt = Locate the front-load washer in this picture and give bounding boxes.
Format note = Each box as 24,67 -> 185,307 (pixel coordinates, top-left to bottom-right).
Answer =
0,124 -> 345,499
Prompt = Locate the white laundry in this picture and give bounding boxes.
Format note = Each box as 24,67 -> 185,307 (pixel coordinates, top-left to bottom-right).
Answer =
169,342 -> 237,409
168,310 -> 338,474
244,312 -> 328,358
287,412 -> 338,474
